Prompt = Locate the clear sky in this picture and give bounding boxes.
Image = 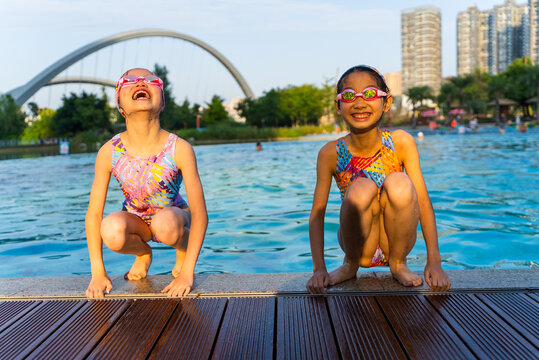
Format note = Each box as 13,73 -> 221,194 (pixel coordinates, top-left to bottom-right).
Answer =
1,0 -> 524,101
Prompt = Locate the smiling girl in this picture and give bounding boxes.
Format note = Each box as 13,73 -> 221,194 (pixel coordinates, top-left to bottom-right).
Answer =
85,68 -> 208,298
306,65 -> 450,294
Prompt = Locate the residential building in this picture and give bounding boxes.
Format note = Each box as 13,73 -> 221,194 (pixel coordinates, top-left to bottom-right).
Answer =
457,5 -> 491,75
401,6 -> 442,93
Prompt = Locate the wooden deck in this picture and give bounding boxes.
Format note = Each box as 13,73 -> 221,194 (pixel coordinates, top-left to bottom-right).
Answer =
0,291 -> 537,359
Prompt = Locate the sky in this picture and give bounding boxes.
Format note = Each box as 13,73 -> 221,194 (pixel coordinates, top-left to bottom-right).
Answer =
1,0 -> 525,105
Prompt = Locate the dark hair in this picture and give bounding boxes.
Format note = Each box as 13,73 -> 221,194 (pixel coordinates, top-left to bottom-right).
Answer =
336,65 -> 390,95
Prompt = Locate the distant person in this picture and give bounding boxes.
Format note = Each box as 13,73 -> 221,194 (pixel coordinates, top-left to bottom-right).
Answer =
255,141 -> 262,151
518,122 -> 529,133
515,114 -> 521,125
85,68 -> 208,298
499,123 -> 506,134
451,117 -> 458,128
306,65 -> 450,294
469,117 -> 478,130
417,131 -> 424,141
428,120 -> 437,130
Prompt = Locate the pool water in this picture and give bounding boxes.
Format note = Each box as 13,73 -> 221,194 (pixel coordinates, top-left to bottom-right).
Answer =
0,129 -> 537,277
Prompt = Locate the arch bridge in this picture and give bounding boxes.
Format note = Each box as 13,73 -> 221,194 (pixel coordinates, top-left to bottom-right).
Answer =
7,29 -> 254,106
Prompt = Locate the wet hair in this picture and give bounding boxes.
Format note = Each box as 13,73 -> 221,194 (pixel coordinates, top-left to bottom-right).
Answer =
336,65 -> 390,96
115,68 -> 165,115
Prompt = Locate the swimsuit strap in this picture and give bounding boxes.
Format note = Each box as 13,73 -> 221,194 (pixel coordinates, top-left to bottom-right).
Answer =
336,137 -> 352,173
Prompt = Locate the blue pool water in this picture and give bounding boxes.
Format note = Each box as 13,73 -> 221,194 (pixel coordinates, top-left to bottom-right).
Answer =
0,128 -> 537,277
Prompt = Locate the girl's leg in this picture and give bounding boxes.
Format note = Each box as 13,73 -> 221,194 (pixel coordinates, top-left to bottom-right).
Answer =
330,178 -> 381,285
379,172 -> 422,286
150,207 -> 191,278
100,211 -> 153,280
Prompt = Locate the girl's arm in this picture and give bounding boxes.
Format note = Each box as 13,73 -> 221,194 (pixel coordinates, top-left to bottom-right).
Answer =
162,138 -> 208,296
393,130 -> 450,291
307,143 -> 336,294
85,142 -> 113,298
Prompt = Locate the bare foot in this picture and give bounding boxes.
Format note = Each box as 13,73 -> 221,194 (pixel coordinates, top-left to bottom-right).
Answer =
125,252 -> 152,281
329,260 -> 359,285
171,248 -> 186,278
390,263 -> 422,287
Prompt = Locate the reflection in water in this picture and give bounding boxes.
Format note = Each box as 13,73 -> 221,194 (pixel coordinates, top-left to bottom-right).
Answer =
0,130 -> 537,277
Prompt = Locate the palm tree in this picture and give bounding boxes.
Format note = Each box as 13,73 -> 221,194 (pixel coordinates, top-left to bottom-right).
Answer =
449,74 -> 474,110
438,81 -> 458,123
405,85 -> 433,128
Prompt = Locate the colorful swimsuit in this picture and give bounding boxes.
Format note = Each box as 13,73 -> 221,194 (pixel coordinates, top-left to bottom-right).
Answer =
111,133 -> 187,237
334,130 -> 402,267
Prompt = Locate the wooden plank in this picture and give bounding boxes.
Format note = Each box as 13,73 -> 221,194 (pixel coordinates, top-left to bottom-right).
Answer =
477,293 -> 539,348
377,295 -> 475,360
0,300 -> 84,359
87,298 -> 179,360
276,296 -> 338,360
328,295 -> 406,360
26,299 -> 131,360
148,297 -> 227,359
427,294 -> 537,359
212,297 -> 274,360
0,300 -> 41,333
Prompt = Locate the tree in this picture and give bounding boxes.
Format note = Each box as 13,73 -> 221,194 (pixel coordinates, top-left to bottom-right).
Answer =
0,94 -> 27,139
153,64 -> 180,130
201,95 -> 231,125
405,85 -> 433,128
463,69 -> 490,115
449,74 -> 474,109
525,64 -> 539,118
487,73 -> 507,122
504,58 -> 535,115
438,81 -> 458,120
22,108 -> 55,141
53,91 -> 112,137
280,85 -> 325,127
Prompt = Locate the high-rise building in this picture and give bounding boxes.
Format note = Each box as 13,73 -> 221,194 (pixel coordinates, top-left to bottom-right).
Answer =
530,0 -> 539,63
401,6 -> 442,93
488,0 -> 529,74
457,5 -> 491,75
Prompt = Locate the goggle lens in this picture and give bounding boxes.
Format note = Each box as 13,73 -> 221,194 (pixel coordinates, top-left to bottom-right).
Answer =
337,88 -> 387,102
118,75 -> 163,88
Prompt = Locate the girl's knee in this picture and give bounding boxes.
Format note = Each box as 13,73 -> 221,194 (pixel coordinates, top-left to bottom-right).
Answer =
343,178 -> 378,210
101,215 -> 127,251
151,208 -> 186,246
382,173 -> 417,207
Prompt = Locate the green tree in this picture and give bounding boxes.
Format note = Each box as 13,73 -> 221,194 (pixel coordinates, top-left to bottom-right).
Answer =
449,74 -> 474,109
22,108 -> 55,141
405,85 -> 433,128
525,64 -> 539,118
504,58 -> 535,115
487,73 -> 507,122
463,69 -> 490,115
236,89 -> 285,127
281,84 -> 325,127
0,94 -> 27,139
153,64 -> 180,130
53,91 -> 111,137
28,102 -> 40,117
438,81 -> 458,120
201,95 -> 231,125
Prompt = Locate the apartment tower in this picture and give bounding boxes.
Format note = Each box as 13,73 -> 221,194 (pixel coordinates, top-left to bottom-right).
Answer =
457,5 -> 491,75
401,6 -> 442,93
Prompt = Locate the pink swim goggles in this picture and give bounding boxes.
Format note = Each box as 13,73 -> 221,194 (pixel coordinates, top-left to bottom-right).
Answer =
115,74 -> 165,112
337,88 -> 388,102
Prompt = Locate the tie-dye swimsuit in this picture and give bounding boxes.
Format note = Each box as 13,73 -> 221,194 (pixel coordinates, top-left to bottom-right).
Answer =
334,130 -> 402,266
111,133 -> 187,241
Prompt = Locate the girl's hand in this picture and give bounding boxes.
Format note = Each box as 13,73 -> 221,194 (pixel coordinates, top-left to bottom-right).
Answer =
86,275 -> 113,298
424,263 -> 451,292
162,273 -> 194,297
307,270 -> 330,294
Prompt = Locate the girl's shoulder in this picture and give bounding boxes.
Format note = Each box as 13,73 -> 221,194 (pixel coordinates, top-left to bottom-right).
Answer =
388,129 -> 415,149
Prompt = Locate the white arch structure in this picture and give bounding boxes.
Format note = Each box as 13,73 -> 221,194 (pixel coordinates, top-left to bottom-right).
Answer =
7,29 -> 254,105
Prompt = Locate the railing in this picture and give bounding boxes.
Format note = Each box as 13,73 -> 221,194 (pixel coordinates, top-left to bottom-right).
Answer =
0,138 -> 71,147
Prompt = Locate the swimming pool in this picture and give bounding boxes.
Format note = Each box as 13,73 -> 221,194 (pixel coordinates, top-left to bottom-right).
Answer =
0,128 -> 537,277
